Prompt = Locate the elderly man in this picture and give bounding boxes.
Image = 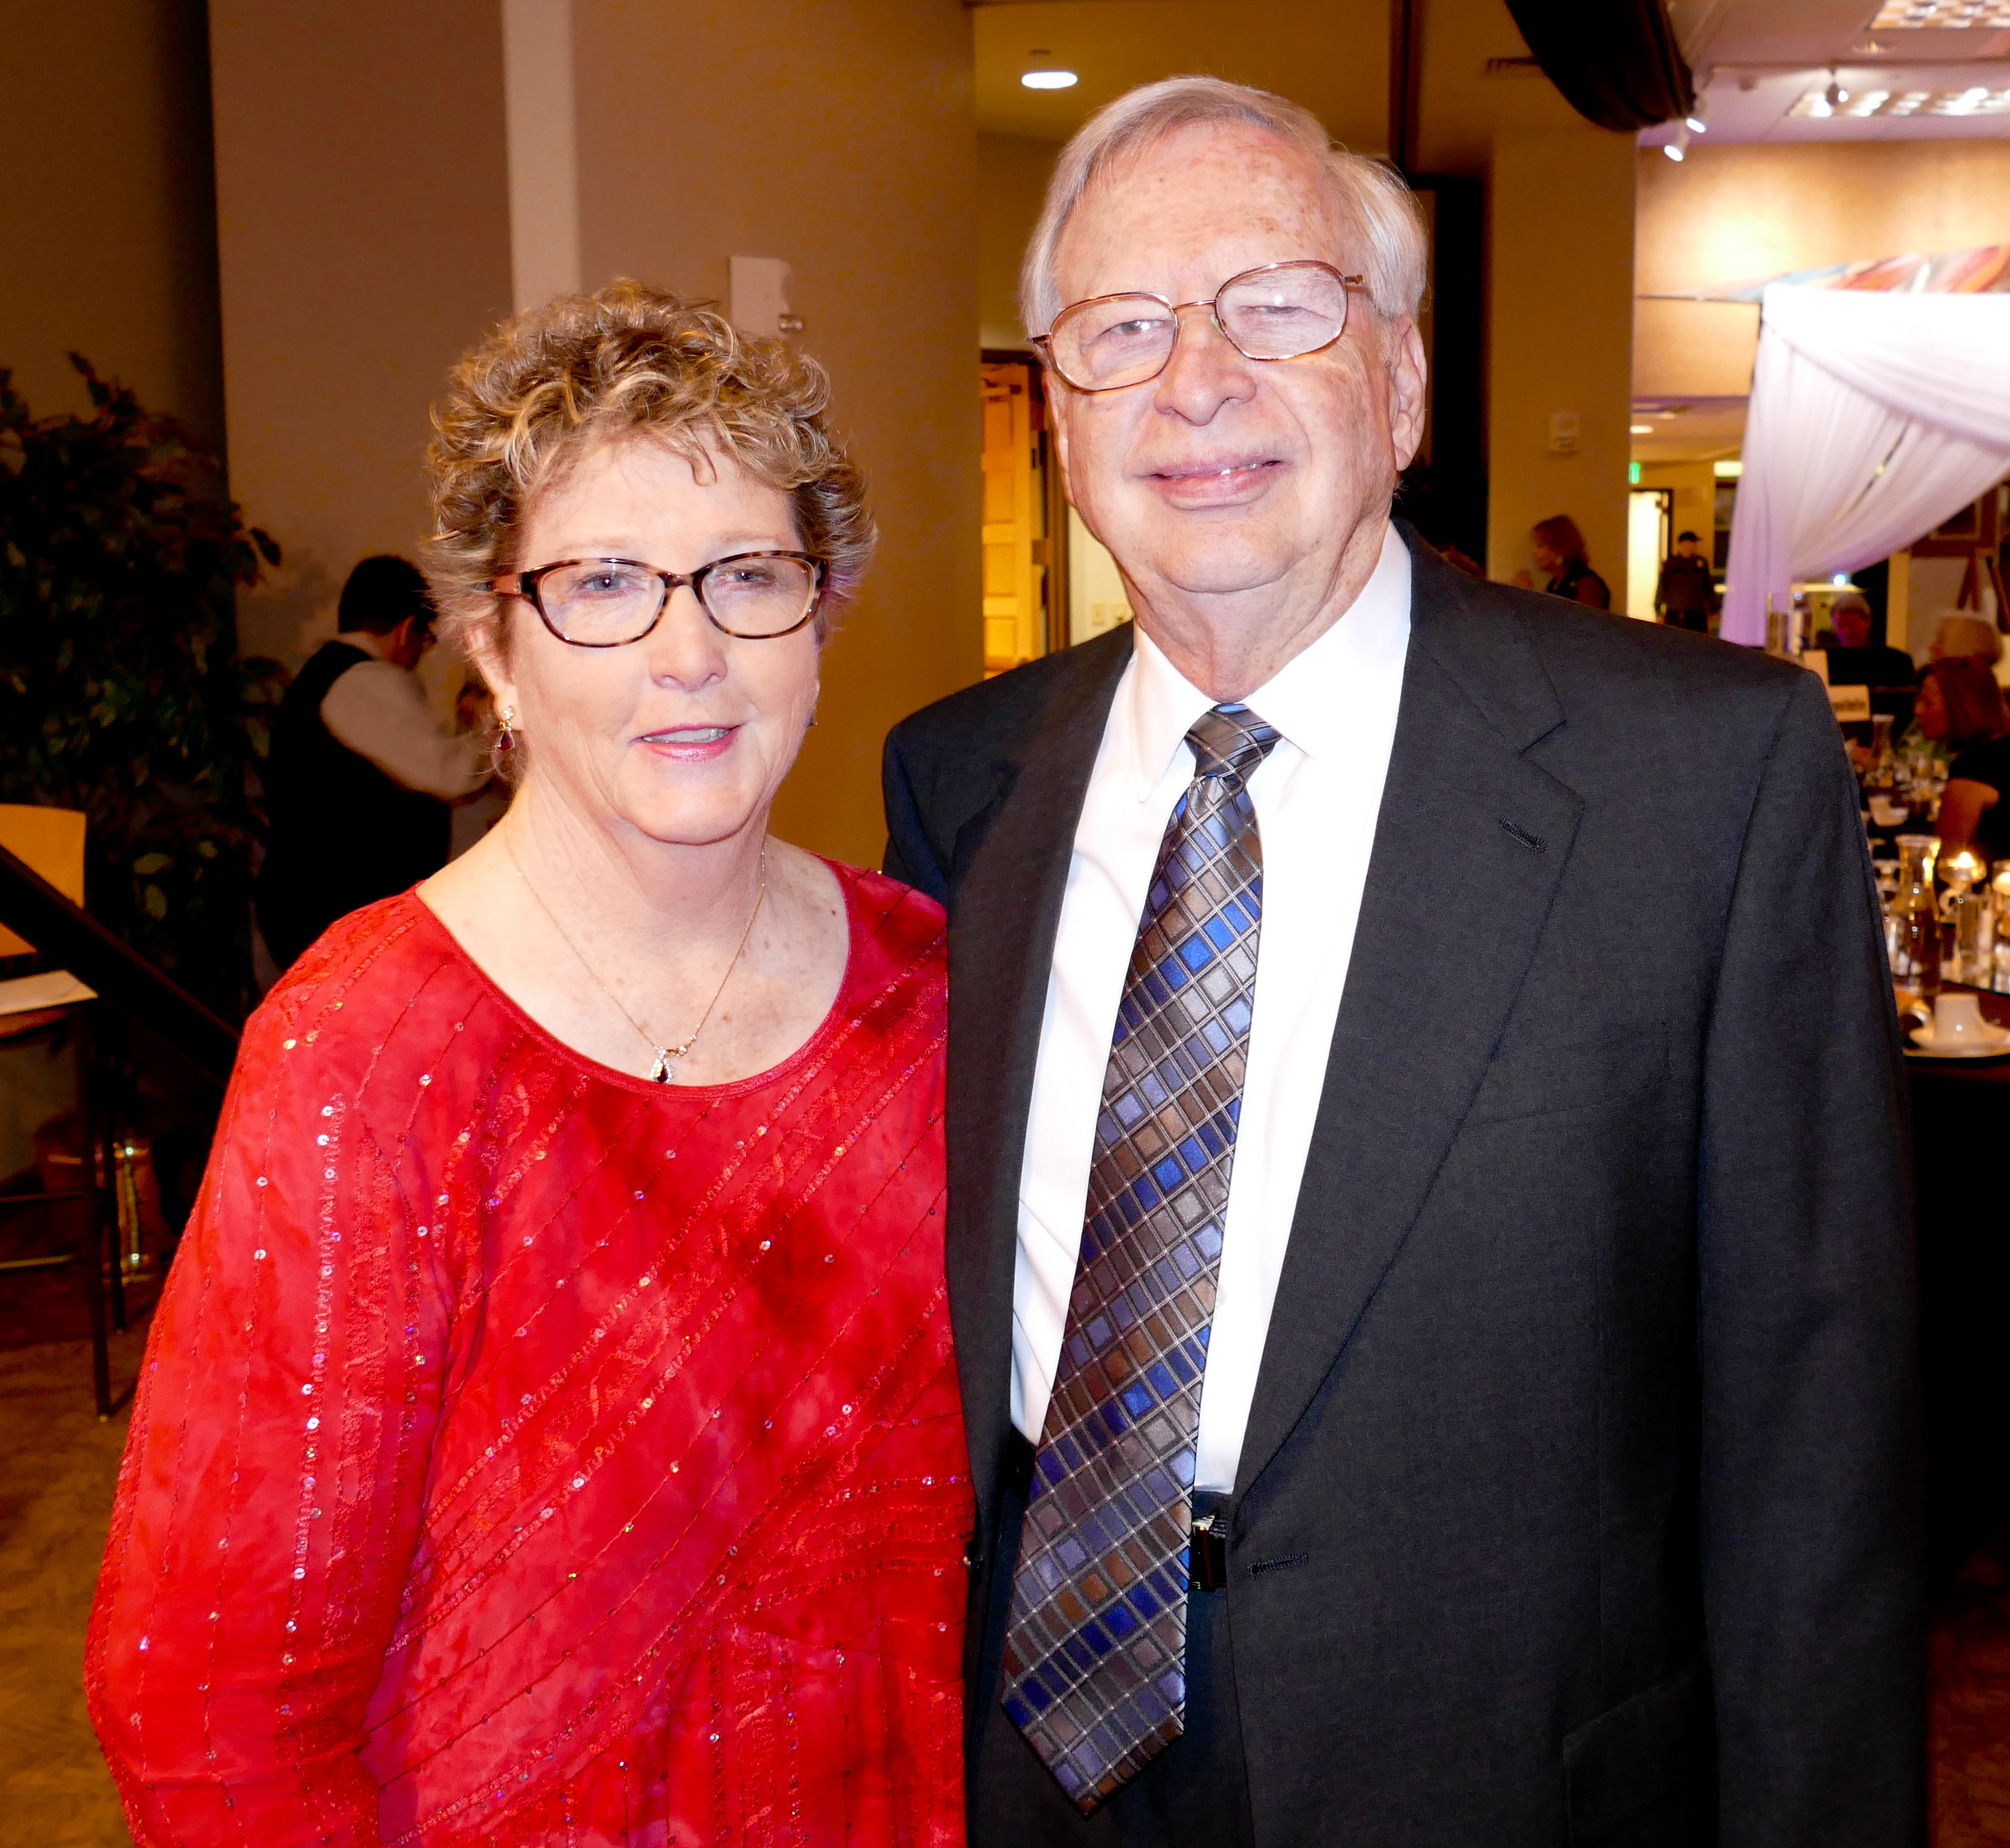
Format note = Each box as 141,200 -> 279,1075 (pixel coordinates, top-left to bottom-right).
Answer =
884,77 -> 1920,1847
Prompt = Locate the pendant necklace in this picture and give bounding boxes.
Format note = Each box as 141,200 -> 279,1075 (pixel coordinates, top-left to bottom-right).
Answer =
504,825 -> 767,1083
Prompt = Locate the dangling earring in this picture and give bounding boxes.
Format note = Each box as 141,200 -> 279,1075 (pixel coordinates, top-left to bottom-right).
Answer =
496,705 -> 518,752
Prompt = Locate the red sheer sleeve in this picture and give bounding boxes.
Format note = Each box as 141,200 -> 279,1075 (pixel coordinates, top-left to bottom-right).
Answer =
88,965 -> 457,1847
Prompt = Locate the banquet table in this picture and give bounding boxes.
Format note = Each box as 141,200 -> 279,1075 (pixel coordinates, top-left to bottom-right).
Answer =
1905,984 -> 2010,1589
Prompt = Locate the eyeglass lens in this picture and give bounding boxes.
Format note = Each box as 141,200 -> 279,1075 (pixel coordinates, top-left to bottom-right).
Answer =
1050,262 -> 1350,391
536,556 -> 819,644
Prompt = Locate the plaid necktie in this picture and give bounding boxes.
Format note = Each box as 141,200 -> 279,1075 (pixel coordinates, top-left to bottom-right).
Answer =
1002,702 -> 1282,1813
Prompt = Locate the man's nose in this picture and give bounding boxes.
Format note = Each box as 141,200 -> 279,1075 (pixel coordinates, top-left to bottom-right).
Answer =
1151,302 -> 1258,418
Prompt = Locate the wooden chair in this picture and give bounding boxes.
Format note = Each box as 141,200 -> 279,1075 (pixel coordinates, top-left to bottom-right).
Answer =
0,805 -> 121,1416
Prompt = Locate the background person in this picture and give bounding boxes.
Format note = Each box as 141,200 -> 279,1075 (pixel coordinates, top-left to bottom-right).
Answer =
1917,655 -> 2010,864
90,284 -> 972,1846
1929,612 -> 2004,667
1516,512 -> 1610,609
1654,528 -> 1715,630
1822,589 -> 1917,688
256,554 -> 487,968
884,75 -> 1919,1847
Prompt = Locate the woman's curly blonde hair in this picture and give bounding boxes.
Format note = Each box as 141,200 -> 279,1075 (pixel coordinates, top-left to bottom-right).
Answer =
425,279 -> 875,661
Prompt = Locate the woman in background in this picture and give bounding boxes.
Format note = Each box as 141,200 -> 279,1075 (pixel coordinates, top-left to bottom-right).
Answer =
89,282 -> 970,1846
1918,654 -> 2010,865
1521,514 -> 1611,611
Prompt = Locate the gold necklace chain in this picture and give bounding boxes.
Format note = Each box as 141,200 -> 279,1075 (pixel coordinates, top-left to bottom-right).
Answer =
503,824 -> 767,1083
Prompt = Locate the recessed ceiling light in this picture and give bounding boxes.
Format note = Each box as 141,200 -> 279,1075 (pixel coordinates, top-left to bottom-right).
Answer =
1022,69 -> 1078,90
1715,459 -> 1743,479
1870,0 -> 2010,26
1663,141 -> 1686,160
1789,81 -> 2010,116
1630,423 -> 1655,435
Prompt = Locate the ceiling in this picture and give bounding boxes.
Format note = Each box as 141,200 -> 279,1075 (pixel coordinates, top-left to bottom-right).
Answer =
972,0 -> 2010,157
1653,0 -> 2010,144
969,0 -> 1584,167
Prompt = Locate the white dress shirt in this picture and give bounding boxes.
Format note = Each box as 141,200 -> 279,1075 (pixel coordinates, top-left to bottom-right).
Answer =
320,634 -> 488,801
1013,521 -> 1412,1492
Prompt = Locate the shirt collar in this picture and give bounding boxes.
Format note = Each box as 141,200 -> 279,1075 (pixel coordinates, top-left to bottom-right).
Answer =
1120,520 -> 1412,800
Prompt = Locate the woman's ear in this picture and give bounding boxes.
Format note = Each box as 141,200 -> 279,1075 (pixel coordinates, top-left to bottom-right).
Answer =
465,609 -> 519,719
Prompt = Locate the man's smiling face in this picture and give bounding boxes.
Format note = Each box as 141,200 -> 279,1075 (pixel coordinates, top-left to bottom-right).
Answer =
1047,121 -> 1423,624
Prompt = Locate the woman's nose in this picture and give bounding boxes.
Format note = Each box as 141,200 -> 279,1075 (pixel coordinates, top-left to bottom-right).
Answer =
644,586 -> 730,688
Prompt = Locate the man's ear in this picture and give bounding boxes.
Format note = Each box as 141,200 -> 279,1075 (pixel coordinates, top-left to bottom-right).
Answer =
1047,381 -> 1077,509
1385,316 -> 1428,473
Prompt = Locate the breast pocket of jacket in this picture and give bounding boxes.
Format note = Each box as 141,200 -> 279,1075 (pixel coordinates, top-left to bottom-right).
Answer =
1466,1019 -> 1669,1126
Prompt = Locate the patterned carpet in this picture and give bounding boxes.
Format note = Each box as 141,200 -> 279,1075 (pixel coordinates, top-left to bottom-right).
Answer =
1,1280 -> 2004,1844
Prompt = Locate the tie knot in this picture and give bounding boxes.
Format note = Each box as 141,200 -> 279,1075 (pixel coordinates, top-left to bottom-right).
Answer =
1185,704 -> 1280,782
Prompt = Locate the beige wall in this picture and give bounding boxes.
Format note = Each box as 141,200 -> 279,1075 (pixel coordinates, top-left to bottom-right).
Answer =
0,0 -> 224,449
980,133 -> 1057,351
1637,139 -> 2010,403
573,0 -> 981,868
1635,460 -> 1715,561
1487,126 -> 1635,590
208,2 -> 515,668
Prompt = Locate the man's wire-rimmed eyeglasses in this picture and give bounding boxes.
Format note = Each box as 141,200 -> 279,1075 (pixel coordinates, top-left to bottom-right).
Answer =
1032,259 -> 1367,393
486,551 -> 827,647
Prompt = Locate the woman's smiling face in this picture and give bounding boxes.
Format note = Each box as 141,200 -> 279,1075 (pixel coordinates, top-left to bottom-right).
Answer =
477,437 -> 821,850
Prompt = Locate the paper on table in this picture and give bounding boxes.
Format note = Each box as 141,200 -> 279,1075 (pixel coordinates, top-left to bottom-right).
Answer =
0,969 -> 97,1018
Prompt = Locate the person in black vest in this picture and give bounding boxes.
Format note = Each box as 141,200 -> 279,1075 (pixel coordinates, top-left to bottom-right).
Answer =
258,555 -> 488,969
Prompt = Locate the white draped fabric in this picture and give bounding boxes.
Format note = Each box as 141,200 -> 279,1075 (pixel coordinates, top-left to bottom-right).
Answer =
1721,285 -> 2010,646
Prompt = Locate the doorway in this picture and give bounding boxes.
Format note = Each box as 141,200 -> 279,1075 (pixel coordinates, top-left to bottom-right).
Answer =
1626,487 -> 1672,621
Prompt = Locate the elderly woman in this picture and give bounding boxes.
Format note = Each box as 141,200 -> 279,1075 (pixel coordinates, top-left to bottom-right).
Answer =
88,283 -> 971,1845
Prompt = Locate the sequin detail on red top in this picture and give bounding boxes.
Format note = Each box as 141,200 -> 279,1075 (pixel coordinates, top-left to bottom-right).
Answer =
87,863 -> 972,1847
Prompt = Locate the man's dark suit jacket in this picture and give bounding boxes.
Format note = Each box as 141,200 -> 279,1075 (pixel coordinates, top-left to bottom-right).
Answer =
881,529 -> 1924,1846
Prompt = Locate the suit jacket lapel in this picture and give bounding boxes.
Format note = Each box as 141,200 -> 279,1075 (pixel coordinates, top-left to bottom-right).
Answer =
1235,537 -> 1585,1496
946,628 -> 1134,1529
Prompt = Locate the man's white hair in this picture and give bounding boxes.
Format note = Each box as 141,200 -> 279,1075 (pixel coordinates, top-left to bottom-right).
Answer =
1019,75 -> 1429,340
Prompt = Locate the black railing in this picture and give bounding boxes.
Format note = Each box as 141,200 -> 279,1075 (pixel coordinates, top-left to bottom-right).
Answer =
0,841 -> 239,1085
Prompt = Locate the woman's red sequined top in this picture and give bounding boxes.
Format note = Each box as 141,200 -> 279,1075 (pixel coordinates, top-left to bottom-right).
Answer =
87,864 -> 973,1846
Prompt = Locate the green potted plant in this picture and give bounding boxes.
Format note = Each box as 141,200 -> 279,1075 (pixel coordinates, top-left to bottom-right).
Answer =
0,356 -> 285,1019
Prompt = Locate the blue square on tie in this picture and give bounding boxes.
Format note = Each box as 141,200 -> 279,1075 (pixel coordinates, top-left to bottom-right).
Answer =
1129,1583 -> 1161,1621
1004,1696 -> 1032,1728
1160,954 -> 1191,990
1038,1451 -> 1067,1487
1102,1402 -> 1129,1438
1178,1136 -> 1205,1172
1024,1672 -> 1053,1710
1146,1361 -> 1178,1398
1195,1224 -> 1223,1260
1221,898 -> 1250,933
1153,1157 -> 1182,1191
1132,1176 -> 1160,1215
1082,1618 -> 1114,1657
1197,1121 -> 1224,1157
1120,1383 -> 1152,1420
1164,1347 -> 1195,1386
1223,996 -> 1253,1036
1114,1092 -> 1145,1127
1202,916 -> 1233,952
1103,1603 -> 1138,1639
1178,936 -> 1214,973
1140,1072 -> 1169,1108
